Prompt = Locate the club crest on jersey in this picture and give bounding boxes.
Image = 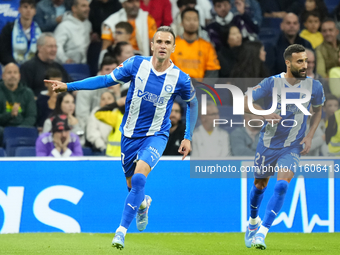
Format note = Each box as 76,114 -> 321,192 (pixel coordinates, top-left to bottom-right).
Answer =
117,63 -> 123,69
137,90 -> 165,105
253,85 -> 261,91
165,84 -> 173,93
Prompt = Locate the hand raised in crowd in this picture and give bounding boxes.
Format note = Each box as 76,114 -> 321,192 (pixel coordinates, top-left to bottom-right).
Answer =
53,133 -> 63,153
56,15 -> 63,24
68,114 -> 78,126
11,103 -> 20,117
65,59 -> 74,64
44,80 -> 68,93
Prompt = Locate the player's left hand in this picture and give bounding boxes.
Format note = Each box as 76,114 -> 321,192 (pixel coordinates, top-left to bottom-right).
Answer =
178,139 -> 191,160
300,136 -> 312,155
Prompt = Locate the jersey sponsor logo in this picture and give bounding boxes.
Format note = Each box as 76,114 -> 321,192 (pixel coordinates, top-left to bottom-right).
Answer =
117,63 -> 123,69
137,90 -> 166,105
149,146 -> 160,158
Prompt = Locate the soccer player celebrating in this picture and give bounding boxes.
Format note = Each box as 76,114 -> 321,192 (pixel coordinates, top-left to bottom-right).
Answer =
244,44 -> 325,250
45,26 -> 198,250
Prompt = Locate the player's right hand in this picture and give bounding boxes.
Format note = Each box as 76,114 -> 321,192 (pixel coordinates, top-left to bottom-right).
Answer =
44,80 -> 68,93
263,113 -> 282,125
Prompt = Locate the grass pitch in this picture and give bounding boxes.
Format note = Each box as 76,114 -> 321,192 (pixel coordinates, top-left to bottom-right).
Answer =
0,233 -> 339,255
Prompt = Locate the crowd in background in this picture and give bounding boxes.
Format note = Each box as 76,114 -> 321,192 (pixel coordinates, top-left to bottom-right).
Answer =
0,0 -> 340,157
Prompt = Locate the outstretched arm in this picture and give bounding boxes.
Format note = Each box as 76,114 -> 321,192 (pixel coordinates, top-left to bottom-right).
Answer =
178,96 -> 198,160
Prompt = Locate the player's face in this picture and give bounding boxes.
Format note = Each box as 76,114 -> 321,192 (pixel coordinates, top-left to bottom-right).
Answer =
170,103 -> 181,126
151,31 -> 175,61
100,92 -> 115,108
2,63 -> 20,89
214,1 -> 231,19
324,100 -> 339,117
288,52 -> 308,79
61,94 -> 75,115
117,44 -> 134,64
19,3 -> 36,20
304,15 -> 320,34
100,63 -> 117,75
123,0 -> 140,18
182,11 -> 199,34
321,21 -> 339,44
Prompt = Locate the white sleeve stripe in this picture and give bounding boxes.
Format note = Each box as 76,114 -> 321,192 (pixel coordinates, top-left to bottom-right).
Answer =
183,91 -> 196,102
110,72 -> 125,85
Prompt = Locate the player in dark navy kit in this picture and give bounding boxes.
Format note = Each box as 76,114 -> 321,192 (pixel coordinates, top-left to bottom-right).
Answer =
243,44 -> 325,250
45,26 -> 198,250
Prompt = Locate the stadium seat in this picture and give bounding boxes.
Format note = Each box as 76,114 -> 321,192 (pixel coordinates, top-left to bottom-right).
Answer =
82,147 -> 93,156
15,146 -> 36,157
324,0 -> 338,12
0,148 -> 6,157
261,17 -> 282,30
63,64 -> 91,81
6,137 -> 37,157
3,127 -> 38,147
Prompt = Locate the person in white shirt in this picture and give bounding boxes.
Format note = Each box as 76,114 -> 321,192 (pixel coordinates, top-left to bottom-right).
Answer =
192,100 -> 231,158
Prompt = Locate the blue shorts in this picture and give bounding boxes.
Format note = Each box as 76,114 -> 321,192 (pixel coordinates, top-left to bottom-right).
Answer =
254,142 -> 302,178
120,134 -> 168,177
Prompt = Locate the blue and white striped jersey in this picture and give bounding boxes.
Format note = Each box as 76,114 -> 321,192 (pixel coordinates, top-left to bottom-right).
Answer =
111,56 -> 195,138
252,73 -> 325,148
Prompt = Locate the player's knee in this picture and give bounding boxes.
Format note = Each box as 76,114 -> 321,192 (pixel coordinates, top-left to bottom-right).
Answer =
254,179 -> 268,190
274,180 -> 289,196
131,173 -> 147,190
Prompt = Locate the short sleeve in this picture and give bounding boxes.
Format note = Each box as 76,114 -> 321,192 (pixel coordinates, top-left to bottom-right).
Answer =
110,56 -> 136,84
252,77 -> 273,101
101,24 -> 114,41
311,80 -> 325,107
180,74 -> 196,102
206,43 -> 221,71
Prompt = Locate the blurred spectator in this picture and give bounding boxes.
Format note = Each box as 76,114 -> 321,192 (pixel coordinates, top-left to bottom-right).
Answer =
230,41 -> 269,79
36,114 -> 83,157
94,94 -> 126,157
217,25 -> 242,77
334,3 -> 340,40
101,0 -> 157,56
42,92 -> 84,145
206,0 -> 234,50
86,91 -> 115,154
192,101 -> 231,158
271,13 -> 312,75
300,0 -> 329,26
75,56 -> 117,132
98,22 -> 134,67
230,113 -> 260,156
316,18 -> 340,78
54,0 -> 91,64
329,51 -> 340,98
20,33 -> 72,97
89,0 -> 122,38
260,0 -> 304,18
230,0 -> 262,26
306,48 -> 321,79
300,11 -> 323,49
140,0 -> 173,27
163,101 -> 186,155
0,63 -> 37,143
35,0 -> 72,32
0,0 -> 19,33
171,8 -> 220,79
0,0 -> 41,65
323,94 -> 339,127
171,0 -> 210,41
326,108 -> 340,156
230,0 -> 260,41
36,68 -> 62,132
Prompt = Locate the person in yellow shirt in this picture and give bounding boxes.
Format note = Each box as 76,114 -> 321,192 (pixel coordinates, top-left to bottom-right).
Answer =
300,11 -> 324,49
101,0 -> 157,56
171,8 -> 220,79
